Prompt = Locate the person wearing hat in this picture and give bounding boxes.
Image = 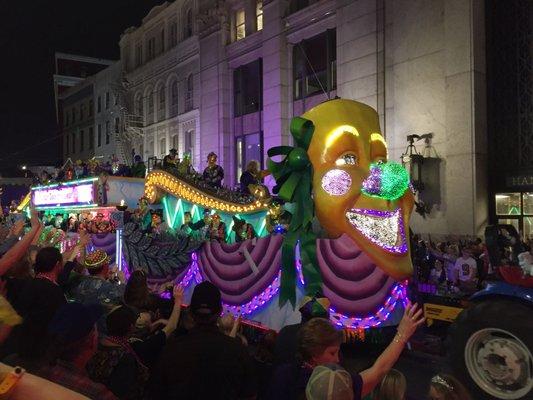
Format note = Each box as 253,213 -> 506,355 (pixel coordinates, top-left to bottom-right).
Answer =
67,250 -> 124,311
202,152 -> 224,189
130,155 -> 146,178
232,216 -> 256,243
162,148 -> 179,170
306,364 -> 355,400
38,302 -> 117,399
269,304 -> 425,400
149,281 -> 257,399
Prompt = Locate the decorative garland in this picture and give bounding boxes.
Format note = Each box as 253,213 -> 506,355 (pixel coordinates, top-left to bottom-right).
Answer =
267,117 -> 322,307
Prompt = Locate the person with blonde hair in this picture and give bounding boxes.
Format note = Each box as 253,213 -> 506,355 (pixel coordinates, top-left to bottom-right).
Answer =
371,369 -> 406,400
428,374 -> 471,400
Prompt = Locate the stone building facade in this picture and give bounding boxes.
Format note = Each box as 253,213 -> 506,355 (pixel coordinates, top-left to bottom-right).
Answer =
113,0 -> 489,236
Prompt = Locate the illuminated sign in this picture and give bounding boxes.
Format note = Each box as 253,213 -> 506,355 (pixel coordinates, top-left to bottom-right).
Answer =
32,183 -> 95,208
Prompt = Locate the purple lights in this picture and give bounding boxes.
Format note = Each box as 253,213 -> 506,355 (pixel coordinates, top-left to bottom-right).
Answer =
330,282 -> 409,329
321,169 -> 352,196
173,251 -> 408,328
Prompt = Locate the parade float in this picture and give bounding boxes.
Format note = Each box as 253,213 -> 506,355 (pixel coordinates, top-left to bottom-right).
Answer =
27,175 -> 145,267
132,99 -> 414,331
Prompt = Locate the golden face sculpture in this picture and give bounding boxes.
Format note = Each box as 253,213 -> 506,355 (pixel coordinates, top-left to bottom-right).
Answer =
305,99 -> 414,280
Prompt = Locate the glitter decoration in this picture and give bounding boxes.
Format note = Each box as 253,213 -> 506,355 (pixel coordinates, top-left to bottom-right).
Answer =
361,162 -> 409,201
346,208 -> 407,254
330,282 -> 408,329
223,272 -> 281,315
361,164 -> 382,195
321,169 -> 352,196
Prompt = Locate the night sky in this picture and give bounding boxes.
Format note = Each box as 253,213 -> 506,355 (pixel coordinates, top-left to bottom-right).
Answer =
0,0 -> 164,173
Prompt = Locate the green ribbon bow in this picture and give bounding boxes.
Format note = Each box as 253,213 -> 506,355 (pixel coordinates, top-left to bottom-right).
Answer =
267,117 -> 322,307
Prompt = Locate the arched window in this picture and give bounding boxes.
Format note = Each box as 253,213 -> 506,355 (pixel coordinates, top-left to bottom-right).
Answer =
147,90 -> 154,124
158,85 -> 166,121
135,94 -> 143,116
185,75 -> 193,111
185,9 -> 193,38
170,80 -> 179,116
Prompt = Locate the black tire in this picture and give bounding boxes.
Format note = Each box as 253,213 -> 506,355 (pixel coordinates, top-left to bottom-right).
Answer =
448,299 -> 533,400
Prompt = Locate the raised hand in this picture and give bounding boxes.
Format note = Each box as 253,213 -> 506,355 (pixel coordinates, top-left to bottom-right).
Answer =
173,284 -> 184,304
397,302 -> 425,341
9,219 -> 25,238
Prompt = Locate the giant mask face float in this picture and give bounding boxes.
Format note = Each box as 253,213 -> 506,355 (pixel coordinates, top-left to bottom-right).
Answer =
305,99 -> 414,280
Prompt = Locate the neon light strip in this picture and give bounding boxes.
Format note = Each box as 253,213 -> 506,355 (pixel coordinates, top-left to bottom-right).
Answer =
35,203 -> 99,211
175,253 -> 407,326
32,177 -> 98,190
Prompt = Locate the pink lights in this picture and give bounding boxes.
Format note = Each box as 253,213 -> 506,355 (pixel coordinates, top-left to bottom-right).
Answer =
32,183 -> 95,207
321,169 -> 352,196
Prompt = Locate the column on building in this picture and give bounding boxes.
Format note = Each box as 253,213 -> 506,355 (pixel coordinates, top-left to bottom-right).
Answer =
262,0 -> 290,188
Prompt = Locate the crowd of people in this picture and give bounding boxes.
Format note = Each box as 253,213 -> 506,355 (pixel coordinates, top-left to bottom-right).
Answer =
0,211 -> 475,399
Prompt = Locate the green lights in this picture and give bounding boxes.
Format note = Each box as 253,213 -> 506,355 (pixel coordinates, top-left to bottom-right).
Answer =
31,177 -> 98,191
34,203 -> 99,211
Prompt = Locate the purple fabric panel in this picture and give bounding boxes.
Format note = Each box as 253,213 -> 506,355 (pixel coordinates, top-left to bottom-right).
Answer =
317,239 -> 375,281
199,235 -> 282,305
317,234 -> 396,316
323,276 -> 396,315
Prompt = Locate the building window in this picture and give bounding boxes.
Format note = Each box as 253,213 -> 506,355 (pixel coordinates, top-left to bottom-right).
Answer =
105,121 -> 110,144
170,21 -> 177,47
147,37 -> 156,60
135,43 -> 143,66
184,9 -> 193,38
185,75 -> 193,111
89,127 -> 94,149
114,94 -> 119,106
80,104 -> 85,121
97,124 -> 102,147
97,96 -> 102,113
136,94 -> 143,117
170,81 -> 179,116
65,112 -> 69,127
289,0 -> 310,14
234,59 -> 262,117
160,138 -> 167,157
114,117 -> 120,134
105,92 -> 110,109
71,133 -> 75,153
184,129 -> 194,158
147,91 -> 154,124
236,132 -> 262,181
293,29 -> 336,100
72,108 -> 77,122
89,99 -> 93,115
235,9 -> 245,40
66,134 -> 70,154
158,86 -> 166,121
172,134 -> 179,150
80,130 -> 84,151
160,29 -> 165,53
256,1 -> 263,31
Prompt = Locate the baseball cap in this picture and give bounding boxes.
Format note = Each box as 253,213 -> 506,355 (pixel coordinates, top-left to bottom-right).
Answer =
190,281 -> 222,316
306,364 -> 354,400
48,303 -> 103,343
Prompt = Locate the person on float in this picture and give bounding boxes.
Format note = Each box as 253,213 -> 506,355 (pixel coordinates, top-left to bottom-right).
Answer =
202,152 -> 224,189
232,216 -> 256,243
206,213 -> 226,242
266,200 -> 292,234
130,155 -> 146,178
88,212 -> 113,234
147,209 -> 171,237
177,152 -> 195,176
239,160 -> 260,195
162,148 -> 178,170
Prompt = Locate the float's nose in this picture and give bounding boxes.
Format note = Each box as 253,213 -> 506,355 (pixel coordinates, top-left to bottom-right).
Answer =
361,162 -> 410,201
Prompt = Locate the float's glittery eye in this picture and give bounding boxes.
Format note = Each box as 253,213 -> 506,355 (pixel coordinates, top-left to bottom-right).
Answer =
335,153 -> 358,166
321,169 -> 352,196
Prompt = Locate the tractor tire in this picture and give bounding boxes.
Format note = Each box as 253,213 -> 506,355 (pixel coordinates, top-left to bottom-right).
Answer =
448,299 -> 533,400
